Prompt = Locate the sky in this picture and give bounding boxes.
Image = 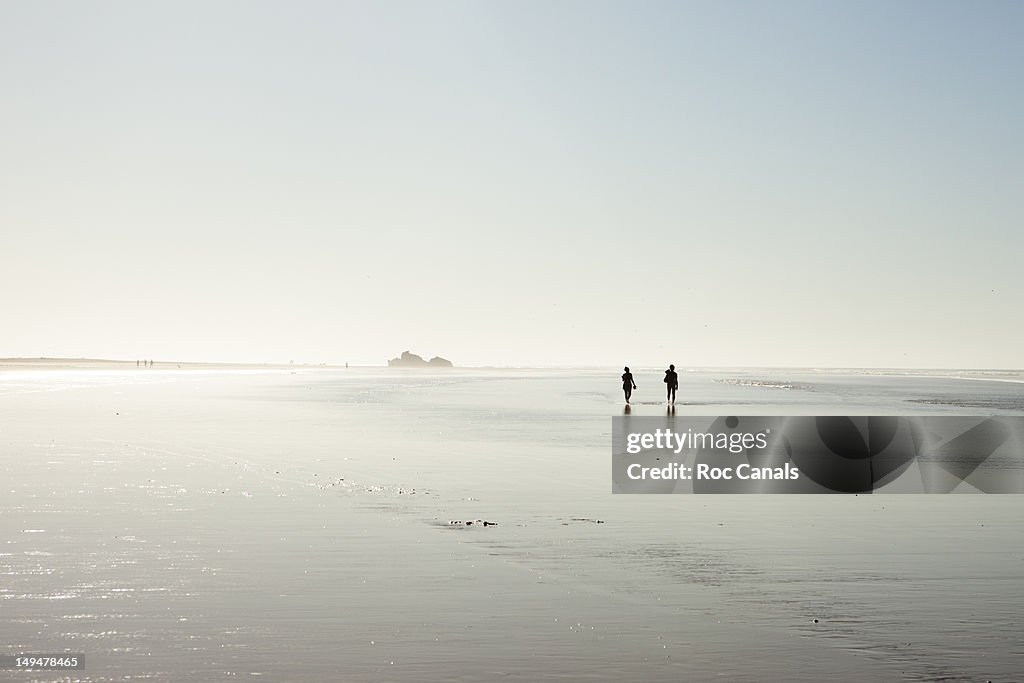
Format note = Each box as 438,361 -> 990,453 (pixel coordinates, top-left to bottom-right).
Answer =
2,1 -> 1021,368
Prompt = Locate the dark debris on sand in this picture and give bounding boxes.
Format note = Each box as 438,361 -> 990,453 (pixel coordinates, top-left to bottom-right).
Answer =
447,519 -> 498,527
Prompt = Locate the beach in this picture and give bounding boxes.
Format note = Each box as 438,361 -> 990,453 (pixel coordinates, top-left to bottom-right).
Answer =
1,365 -> 1023,681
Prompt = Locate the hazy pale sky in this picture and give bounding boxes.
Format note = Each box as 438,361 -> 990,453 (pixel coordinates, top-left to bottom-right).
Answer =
2,1 -> 1021,367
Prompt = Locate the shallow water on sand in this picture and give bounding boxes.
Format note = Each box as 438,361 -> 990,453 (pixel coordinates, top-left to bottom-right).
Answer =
1,367 -> 1022,681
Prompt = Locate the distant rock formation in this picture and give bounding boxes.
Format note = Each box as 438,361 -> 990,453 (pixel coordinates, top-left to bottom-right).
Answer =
388,351 -> 454,368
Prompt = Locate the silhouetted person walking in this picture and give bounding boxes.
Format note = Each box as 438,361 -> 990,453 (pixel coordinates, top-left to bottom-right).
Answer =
621,366 -> 637,404
664,364 -> 678,405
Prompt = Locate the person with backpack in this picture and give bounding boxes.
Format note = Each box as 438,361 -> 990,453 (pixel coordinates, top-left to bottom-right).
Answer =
664,364 -> 678,405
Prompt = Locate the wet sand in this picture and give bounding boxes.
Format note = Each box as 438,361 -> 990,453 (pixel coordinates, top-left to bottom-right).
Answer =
1,365 -> 1022,681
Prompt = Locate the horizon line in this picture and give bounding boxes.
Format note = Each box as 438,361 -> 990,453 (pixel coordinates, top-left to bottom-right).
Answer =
1,357 -> 1022,373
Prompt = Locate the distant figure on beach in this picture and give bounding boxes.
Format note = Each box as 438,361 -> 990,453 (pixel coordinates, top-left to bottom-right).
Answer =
621,366 -> 637,404
664,364 -> 678,404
